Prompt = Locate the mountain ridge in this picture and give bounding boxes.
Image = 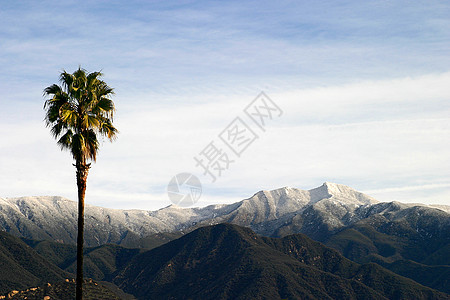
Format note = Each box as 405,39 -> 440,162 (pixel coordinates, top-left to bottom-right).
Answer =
1,182 -> 448,247
2,182 -> 448,295
3,223 -> 447,299
113,223 -> 448,300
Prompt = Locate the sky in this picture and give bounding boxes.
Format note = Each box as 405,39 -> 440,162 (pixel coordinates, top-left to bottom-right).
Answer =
0,0 -> 449,210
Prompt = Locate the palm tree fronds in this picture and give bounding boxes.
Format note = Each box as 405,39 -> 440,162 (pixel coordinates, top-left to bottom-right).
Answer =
95,98 -> 115,116
50,121 -> 67,138
60,106 -> 78,126
43,84 -> 62,98
86,71 -> 102,88
82,114 -> 100,129
44,67 -> 118,164
57,129 -> 73,151
97,82 -> 114,98
85,130 -> 99,161
100,120 -> 119,141
59,71 -> 74,91
70,133 -> 87,161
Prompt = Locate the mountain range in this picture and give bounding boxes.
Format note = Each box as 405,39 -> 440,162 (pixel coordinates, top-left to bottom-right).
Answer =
1,223 -> 448,299
114,223 -> 449,299
1,182 -> 447,247
1,182 -> 449,298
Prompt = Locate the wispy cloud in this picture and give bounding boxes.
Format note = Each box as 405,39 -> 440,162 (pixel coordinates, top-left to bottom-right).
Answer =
2,73 -> 448,209
0,1 -> 449,209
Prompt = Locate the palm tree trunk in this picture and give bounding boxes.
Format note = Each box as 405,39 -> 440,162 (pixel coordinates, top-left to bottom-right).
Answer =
75,162 -> 90,300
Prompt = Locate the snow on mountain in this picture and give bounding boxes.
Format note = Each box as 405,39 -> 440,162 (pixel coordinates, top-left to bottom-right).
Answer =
0,183 -> 446,246
0,195 -> 207,245
429,204 -> 450,213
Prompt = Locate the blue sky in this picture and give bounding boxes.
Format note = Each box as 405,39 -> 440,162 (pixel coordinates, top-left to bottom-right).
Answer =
0,1 -> 449,209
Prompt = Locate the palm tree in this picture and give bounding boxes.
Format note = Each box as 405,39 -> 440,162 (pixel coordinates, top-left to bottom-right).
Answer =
43,67 -> 118,300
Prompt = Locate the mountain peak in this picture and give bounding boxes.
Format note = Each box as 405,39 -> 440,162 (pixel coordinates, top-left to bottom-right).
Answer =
308,182 -> 378,205
322,182 -> 355,196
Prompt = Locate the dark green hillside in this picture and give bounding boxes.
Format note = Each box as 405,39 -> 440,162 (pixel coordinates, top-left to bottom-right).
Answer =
64,244 -> 143,281
261,233 -> 359,277
264,231 -> 449,299
423,244 -> 450,266
0,231 -> 70,294
130,231 -> 184,249
23,239 -> 77,268
324,206 -> 450,293
373,259 -> 450,294
113,223 -> 448,300
23,239 -> 143,282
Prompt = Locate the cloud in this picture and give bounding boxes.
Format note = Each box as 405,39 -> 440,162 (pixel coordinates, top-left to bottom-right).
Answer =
1,1 -> 449,209
3,73 -> 448,210
364,183 -> 450,206
2,1 -> 450,95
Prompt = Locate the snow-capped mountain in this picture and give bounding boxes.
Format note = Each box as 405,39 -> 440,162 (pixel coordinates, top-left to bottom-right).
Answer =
0,182 -> 448,247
